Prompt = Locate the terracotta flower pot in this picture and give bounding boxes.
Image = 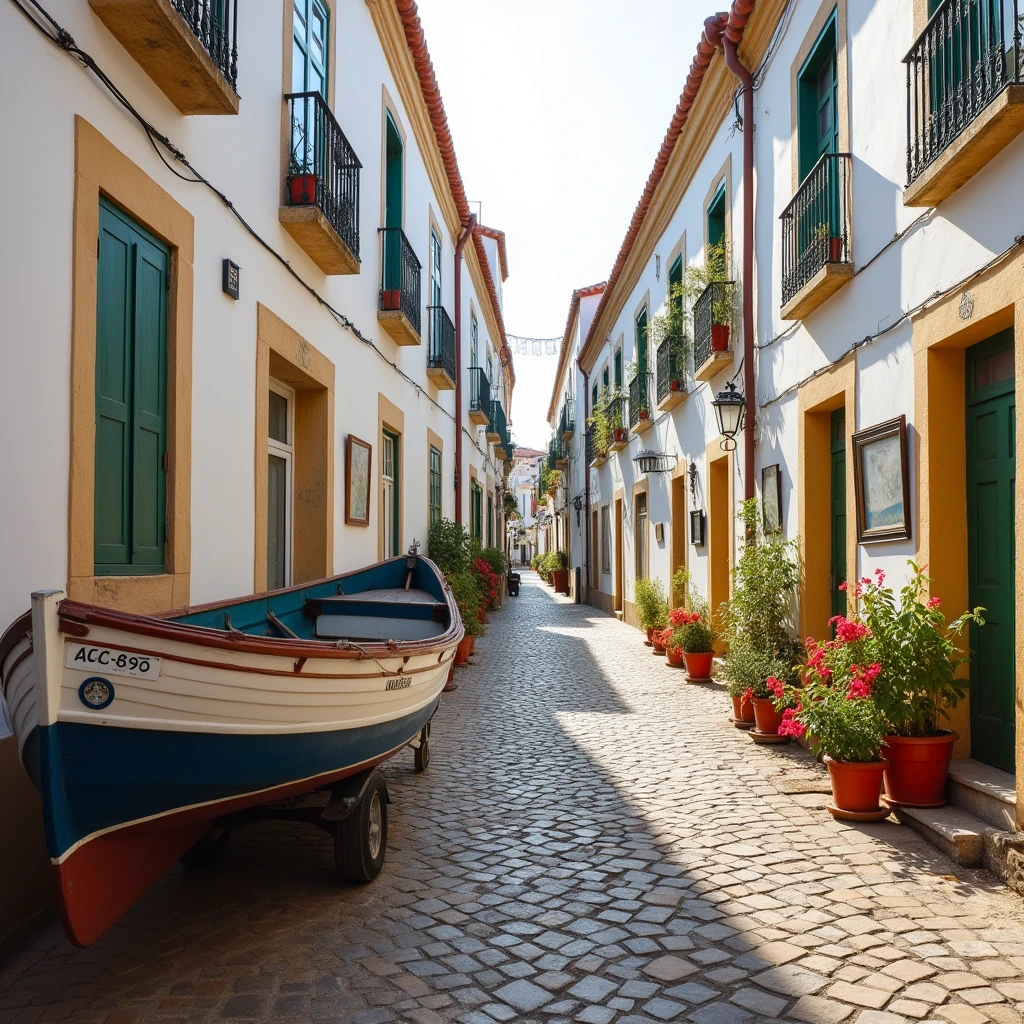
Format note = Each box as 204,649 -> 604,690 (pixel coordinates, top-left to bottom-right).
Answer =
666,646 -> 684,667
731,694 -> 755,723
752,697 -> 785,736
825,756 -> 887,813
683,651 -> 713,680
645,627 -> 654,646
551,568 -> 569,594
469,636 -> 476,654
881,731 -> 957,807
613,427 -> 627,443
454,636 -> 472,665
381,288 -> 402,310
652,638 -> 666,655
670,380 -> 682,392
288,173 -> 317,205
711,323 -> 730,352
639,409 -> 649,420
828,236 -> 844,263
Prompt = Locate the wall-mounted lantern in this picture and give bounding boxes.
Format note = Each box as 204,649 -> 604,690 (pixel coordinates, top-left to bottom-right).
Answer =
711,381 -> 745,451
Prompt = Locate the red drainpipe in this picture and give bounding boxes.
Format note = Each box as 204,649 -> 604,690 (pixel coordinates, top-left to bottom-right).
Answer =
707,6 -> 756,503
578,364 -> 591,594
454,214 -> 478,525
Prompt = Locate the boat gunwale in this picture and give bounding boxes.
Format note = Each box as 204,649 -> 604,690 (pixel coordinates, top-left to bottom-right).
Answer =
54,557 -> 464,663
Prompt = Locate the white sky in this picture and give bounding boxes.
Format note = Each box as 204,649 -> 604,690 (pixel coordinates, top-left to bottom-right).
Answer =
416,0 -> 709,451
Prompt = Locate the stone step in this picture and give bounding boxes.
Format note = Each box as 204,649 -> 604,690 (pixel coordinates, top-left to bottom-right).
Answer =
947,758 -> 1016,831
893,804 -> 986,866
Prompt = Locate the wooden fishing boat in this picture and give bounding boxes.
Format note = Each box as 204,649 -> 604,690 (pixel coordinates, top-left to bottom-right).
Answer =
0,550 -> 461,947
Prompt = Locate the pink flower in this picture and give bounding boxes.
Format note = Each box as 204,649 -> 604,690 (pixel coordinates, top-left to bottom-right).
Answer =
777,708 -> 807,738
767,677 -> 785,698
862,662 -> 882,683
828,616 -> 872,645
927,597 -> 942,609
837,581 -> 847,592
874,567 -> 886,585
847,678 -> 872,699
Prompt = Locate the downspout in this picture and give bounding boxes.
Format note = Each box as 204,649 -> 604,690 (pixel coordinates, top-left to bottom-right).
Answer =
453,214 -> 478,526
579,363 -> 590,600
708,6 -> 757,505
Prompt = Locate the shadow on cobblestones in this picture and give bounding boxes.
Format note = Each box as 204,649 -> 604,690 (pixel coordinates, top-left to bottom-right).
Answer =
2,572 -> 1023,1024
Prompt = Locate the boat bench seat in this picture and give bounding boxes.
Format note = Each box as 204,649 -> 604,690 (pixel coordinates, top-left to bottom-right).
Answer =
305,588 -> 449,642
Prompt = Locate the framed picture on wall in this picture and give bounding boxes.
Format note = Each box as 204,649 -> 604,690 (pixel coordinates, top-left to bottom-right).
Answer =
345,435 -> 372,527
852,414 -> 911,543
761,464 -> 782,534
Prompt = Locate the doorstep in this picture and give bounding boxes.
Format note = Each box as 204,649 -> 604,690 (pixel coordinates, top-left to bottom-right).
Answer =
892,804 -> 986,867
947,758 -> 1016,831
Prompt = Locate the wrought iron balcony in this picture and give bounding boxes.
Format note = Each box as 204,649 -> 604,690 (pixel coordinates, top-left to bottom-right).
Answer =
656,335 -> 687,410
283,91 -> 361,275
426,306 -> 456,389
628,372 -> 654,431
469,367 -> 491,426
89,0 -> 239,114
378,228 -> 422,345
780,153 -> 852,317
586,427 -> 600,466
905,0 -> 1021,188
693,280 -> 735,380
559,399 -> 576,441
490,399 -> 509,455
605,396 -> 628,451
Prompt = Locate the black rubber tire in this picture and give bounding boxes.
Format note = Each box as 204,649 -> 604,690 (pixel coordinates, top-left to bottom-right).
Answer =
334,771 -> 388,882
414,723 -> 431,773
180,827 -> 231,869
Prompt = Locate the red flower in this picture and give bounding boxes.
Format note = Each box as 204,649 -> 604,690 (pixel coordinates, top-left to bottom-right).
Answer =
874,567 -> 886,585
777,708 -> 806,738
828,616 -> 872,645
766,676 -> 785,698
837,581 -> 847,592
927,596 -> 942,609
741,687 -> 754,704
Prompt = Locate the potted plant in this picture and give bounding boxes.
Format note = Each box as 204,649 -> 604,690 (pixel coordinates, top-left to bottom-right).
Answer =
772,664 -> 889,819
652,626 -> 672,656
287,138 -> 318,207
448,569 -> 483,665
838,564 -> 983,808
725,683 -> 755,728
682,242 -> 736,354
718,499 -> 802,732
605,386 -> 628,444
549,549 -> 570,595
668,605 -> 715,681
635,577 -> 668,645
649,282 -> 691,392
813,222 -> 844,264
586,402 -> 612,458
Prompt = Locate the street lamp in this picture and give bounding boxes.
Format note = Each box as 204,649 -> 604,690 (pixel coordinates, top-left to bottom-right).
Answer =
571,493 -> 584,526
711,381 -> 746,452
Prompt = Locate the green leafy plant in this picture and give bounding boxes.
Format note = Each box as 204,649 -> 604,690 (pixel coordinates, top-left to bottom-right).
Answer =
835,563 -> 984,737
718,498 -> 802,698
635,577 -> 669,631
669,609 -> 715,654
447,570 -> 483,637
681,242 -> 736,327
503,490 -> 520,522
649,282 -> 691,375
480,547 -> 506,577
586,404 -> 611,455
428,518 -> 471,577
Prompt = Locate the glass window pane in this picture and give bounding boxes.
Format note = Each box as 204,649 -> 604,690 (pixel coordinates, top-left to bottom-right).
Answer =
268,454 -> 287,590
269,390 -> 289,443
975,348 -> 1015,390
292,39 -> 306,92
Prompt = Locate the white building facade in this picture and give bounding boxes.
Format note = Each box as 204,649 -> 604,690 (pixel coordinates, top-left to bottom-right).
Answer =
574,0 -> 1024,796
0,0 -> 514,938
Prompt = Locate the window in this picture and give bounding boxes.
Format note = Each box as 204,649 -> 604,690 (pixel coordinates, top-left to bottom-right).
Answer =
797,12 -> 838,182
521,493 -> 526,518
429,445 -> 442,525
383,114 -> 404,293
634,493 -> 648,581
292,0 -> 329,96
382,430 -> 400,557
94,198 -> 169,576
635,306 -> 649,377
592,384 -> 598,408
470,480 -> 483,541
707,180 -> 727,252
602,366 -> 610,393
487,495 -> 494,547
430,228 -> 442,307
267,381 -> 295,589
470,313 -> 479,367
601,505 -> 611,574
669,255 -> 683,313
614,348 -> 622,389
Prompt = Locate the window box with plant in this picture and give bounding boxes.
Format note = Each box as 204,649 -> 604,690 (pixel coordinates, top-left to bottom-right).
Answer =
717,499 -> 803,734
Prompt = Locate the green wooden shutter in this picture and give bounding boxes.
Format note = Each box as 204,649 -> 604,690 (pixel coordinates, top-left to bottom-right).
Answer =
95,199 -> 168,575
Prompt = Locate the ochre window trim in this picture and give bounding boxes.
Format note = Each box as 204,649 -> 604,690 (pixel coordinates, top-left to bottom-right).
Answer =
69,116 -> 193,612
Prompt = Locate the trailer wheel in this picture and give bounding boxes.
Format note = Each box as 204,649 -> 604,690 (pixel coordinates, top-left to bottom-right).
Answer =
334,771 -> 388,882
180,826 -> 231,869
414,722 -> 431,773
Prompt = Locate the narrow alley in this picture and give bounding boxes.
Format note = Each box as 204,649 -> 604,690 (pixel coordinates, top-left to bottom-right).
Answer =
3,575 -> 1023,1024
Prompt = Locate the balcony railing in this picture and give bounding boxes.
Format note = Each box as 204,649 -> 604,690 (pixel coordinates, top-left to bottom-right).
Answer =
559,399 -> 575,440
286,91 -> 361,260
490,398 -> 508,449
605,396 -> 625,437
173,0 -> 238,89
693,281 -> 735,369
780,153 -> 852,305
427,306 -> 456,383
656,336 -> 686,404
469,367 -> 491,417
547,438 -> 561,470
586,427 -> 598,465
628,372 -> 653,429
379,227 -> 422,334
904,0 -> 1021,185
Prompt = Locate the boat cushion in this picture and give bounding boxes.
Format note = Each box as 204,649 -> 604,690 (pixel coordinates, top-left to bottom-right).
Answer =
314,614 -> 447,642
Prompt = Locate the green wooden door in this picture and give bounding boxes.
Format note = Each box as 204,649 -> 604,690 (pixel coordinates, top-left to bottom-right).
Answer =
384,114 -> 404,291
635,307 -> 648,411
830,408 -> 847,619
95,199 -> 168,575
966,329 -> 1016,772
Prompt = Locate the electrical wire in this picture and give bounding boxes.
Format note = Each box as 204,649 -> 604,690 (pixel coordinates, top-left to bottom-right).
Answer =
7,0 -> 503,474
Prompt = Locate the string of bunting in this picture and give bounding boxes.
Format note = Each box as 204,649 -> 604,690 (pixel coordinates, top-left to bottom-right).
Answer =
507,334 -> 562,357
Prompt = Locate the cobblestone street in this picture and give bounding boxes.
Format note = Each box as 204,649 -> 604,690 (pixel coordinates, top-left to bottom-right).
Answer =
3,573 -> 1024,1024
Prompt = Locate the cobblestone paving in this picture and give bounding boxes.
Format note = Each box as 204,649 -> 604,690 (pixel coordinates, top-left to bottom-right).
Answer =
3,572 -> 1024,1024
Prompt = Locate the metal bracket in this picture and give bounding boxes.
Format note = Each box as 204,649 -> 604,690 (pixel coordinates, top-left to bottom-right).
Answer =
320,768 -> 390,823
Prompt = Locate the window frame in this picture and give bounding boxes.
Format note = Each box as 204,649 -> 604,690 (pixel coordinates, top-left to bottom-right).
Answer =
267,378 -> 296,589
601,505 -> 611,574
707,180 -> 727,252
429,444 -> 442,526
